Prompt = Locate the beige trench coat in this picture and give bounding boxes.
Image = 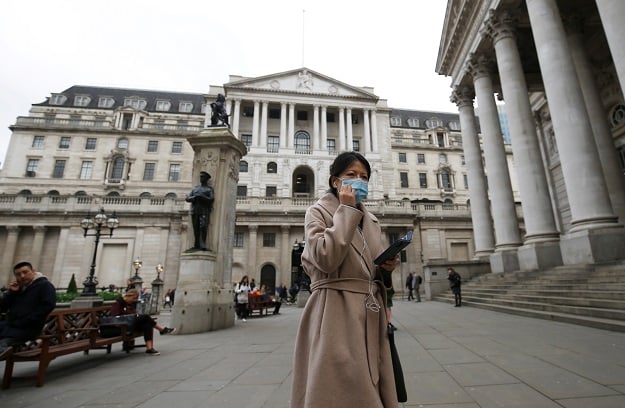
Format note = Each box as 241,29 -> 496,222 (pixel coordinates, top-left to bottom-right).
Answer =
291,193 -> 398,408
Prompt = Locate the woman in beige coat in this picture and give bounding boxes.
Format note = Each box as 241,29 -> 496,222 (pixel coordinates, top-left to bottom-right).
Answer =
291,152 -> 399,408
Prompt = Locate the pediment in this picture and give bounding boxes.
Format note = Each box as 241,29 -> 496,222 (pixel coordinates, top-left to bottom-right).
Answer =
225,68 -> 377,100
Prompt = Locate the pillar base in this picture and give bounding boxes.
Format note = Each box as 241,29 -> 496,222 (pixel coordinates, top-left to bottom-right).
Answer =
560,227 -> 625,265
170,252 -> 235,334
518,241 -> 563,271
490,249 -> 519,273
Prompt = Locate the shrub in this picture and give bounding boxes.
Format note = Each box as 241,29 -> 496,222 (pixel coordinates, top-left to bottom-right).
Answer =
67,274 -> 78,294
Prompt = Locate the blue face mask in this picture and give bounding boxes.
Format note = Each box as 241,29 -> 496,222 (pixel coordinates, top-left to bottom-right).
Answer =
340,178 -> 369,203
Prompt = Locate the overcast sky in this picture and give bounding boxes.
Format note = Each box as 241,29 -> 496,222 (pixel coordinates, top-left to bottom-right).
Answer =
0,0 -> 457,165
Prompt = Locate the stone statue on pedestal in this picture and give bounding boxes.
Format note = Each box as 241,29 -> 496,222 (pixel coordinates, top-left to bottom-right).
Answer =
210,94 -> 229,127
185,171 -> 214,251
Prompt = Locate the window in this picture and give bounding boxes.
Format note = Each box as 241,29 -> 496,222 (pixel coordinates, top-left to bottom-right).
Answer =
390,117 -> 402,126
269,108 -> 280,119
156,100 -> 171,111
407,118 -> 419,127
121,113 -> 133,130
237,185 -> 248,197
26,159 -> 39,176
171,141 -> 183,153
111,157 -> 125,180
417,153 -> 425,164
124,98 -> 147,110
267,136 -> 279,153
50,94 -> 66,105
400,172 -> 409,188
59,137 -> 71,149
327,139 -> 336,153
179,102 -> 193,112
168,164 -> 181,181
440,170 -> 452,191
240,161 -> 248,172
351,114 -> 359,125
147,140 -> 159,153
437,133 -> 445,147
32,135 -> 45,148
242,106 -> 254,117
74,95 -> 91,107
80,161 -> 93,180
267,162 -> 277,173
85,138 -> 97,150
326,112 -> 335,122
353,140 -> 360,152
234,232 -> 244,248
98,97 -> 114,108
295,131 -> 311,154
117,138 -> 129,149
461,155 -> 465,165
419,173 -> 428,188
263,233 -> 276,247
143,163 -> 156,181
426,118 -> 443,128
449,121 -> 460,130
241,134 -> 252,148
463,174 -> 469,189
266,186 -> 277,197
439,153 -> 448,164
399,152 -> 407,163
53,159 -> 66,178
297,110 -> 308,121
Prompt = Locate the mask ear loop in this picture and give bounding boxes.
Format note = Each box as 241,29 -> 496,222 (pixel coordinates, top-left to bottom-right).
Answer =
358,228 -> 380,313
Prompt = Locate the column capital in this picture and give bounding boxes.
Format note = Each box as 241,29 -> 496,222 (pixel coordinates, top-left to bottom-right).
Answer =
6,226 -> 20,233
248,224 -> 258,232
281,224 -> 290,232
467,53 -> 496,80
483,9 -> 517,44
33,225 -> 47,232
450,86 -> 475,108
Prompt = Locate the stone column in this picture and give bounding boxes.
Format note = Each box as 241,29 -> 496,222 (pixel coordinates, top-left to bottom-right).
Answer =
595,0 -> 625,94
252,100 -> 260,147
526,0 -> 625,264
1,226 -> 19,285
247,225 -> 258,279
566,16 -> 625,223
321,106 -> 328,151
31,226 -> 47,269
232,99 -> 241,137
172,127 -> 247,333
451,86 -> 496,259
485,10 -> 562,270
313,105 -> 320,150
260,101 -> 268,148
280,225 -> 291,288
288,104 -> 295,148
346,108 -> 353,151
280,102 -> 287,148
467,55 -> 522,262
338,107 -> 346,151
371,110 -> 379,151
363,109 -> 371,153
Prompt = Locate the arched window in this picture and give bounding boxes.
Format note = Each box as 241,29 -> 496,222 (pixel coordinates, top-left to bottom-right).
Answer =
165,192 -> 177,199
267,162 -> 277,173
240,160 -> 248,173
75,190 -> 88,196
111,157 -> 125,180
294,131 -> 311,154
18,189 -> 32,196
47,190 -> 60,196
107,191 -> 120,197
140,192 -> 152,197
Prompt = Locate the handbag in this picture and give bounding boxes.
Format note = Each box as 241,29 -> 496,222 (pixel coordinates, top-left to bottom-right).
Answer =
99,314 -> 138,338
388,324 -> 408,402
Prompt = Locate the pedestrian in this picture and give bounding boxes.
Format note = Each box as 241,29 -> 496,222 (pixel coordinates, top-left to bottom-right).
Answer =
235,276 -> 251,321
250,278 -> 256,291
291,151 -> 400,407
447,267 -> 462,307
110,289 -> 176,356
413,273 -> 422,302
405,272 -> 414,301
163,289 -> 173,309
0,261 -> 56,359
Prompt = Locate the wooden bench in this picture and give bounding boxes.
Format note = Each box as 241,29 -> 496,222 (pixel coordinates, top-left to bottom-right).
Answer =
248,295 -> 277,317
2,305 -> 144,388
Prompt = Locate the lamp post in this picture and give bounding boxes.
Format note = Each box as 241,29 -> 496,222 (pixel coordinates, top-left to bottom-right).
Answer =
149,263 -> 164,315
131,257 -> 144,313
80,208 -> 119,297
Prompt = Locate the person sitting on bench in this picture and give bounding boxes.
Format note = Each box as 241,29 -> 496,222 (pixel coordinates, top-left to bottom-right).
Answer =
0,261 -> 56,360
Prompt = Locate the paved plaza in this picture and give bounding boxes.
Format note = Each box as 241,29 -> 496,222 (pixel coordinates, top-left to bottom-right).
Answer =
1,300 -> 625,407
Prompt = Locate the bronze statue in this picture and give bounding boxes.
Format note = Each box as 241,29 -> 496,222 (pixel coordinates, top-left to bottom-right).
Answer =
186,171 -> 215,251
210,94 -> 230,127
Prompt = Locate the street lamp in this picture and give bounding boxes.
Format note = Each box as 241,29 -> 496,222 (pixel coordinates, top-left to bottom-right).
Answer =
131,257 -> 144,292
149,263 -> 165,315
80,208 -> 119,297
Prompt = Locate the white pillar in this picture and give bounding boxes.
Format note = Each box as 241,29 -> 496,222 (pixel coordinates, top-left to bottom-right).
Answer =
313,105 -> 320,150
232,99 -> 241,137
338,107 -> 346,151
280,102 -> 287,148
370,110 -> 379,151
363,109 -> 371,153
288,104 -> 295,148
260,101 -> 268,148
346,108 -> 353,151
321,106 -> 328,152
596,0 -> 625,95
468,55 -> 522,250
451,87 -> 495,257
280,225 -> 291,287
31,226 -> 46,269
252,100 -> 260,147
248,225 -> 258,278
1,226 -> 19,285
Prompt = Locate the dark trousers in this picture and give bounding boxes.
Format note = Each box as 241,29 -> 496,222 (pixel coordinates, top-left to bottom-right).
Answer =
273,301 -> 282,315
452,288 -> 461,306
415,285 -> 421,302
406,288 -> 414,301
237,302 -> 249,319
135,314 -> 157,341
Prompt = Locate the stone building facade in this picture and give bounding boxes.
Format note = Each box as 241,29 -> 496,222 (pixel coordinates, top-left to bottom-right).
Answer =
0,68 -> 515,294
437,0 -> 625,273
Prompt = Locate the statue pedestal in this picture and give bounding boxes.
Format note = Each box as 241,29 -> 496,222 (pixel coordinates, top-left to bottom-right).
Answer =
297,290 -> 311,307
172,126 -> 246,334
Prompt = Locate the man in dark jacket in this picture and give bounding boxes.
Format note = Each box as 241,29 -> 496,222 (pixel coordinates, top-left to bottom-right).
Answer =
447,267 -> 462,307
0,261 -> 56,359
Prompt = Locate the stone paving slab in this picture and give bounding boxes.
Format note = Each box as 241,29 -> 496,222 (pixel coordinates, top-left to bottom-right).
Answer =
1,300 -> 625,407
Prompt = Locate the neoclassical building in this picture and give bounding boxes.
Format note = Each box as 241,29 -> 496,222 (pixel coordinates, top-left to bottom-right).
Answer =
0,68 -> 513,293
437,0 -> 625,273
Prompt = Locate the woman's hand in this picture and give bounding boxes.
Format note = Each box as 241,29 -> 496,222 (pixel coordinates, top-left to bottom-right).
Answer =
379,255 -> 399,272
337,180 -> 357,207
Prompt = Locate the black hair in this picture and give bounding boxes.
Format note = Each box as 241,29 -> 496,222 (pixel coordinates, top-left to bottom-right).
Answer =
327,151 -> 372,194
13,261 -> 33,271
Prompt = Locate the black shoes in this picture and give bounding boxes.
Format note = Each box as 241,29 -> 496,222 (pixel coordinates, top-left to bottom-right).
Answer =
146,348 -> 161,356
160,327 -> 176,335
